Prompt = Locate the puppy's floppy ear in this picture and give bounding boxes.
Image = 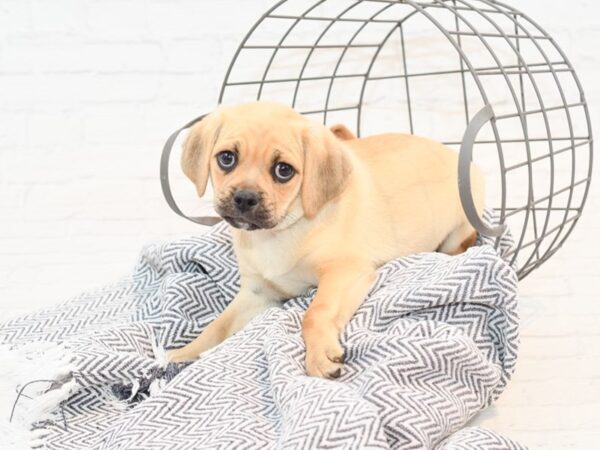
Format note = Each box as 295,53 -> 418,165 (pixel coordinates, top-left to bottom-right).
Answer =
329,123 -> 356,141
301,125 -> 353,219
181,111 -> 223,197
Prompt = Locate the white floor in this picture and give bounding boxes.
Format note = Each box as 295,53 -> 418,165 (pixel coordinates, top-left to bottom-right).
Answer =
470,189 -> 600,448
1,1 -> 599,448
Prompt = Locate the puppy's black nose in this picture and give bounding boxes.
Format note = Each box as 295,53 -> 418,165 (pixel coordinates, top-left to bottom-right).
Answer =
233,190 -> 259,213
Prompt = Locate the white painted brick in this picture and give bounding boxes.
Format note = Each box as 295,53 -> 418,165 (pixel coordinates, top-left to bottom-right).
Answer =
24,183 -> 96,209
0,152 -> 90,185
0,74 -> 39,103
66,219 -> 145,237
156,73 -> 220,105
84,42 -> 165,73
25,111 -> 85,150
519,0 -> 600,34
85,1 -> 148,40
30,0 -> 86,35
145,0 -> 270,39
164,39 -> 222,73
2,219 -> 68,239
81,104 -> 147,144
0,40 -> 34,74
0,0 -> 32,37
142,105 -> 212,142
79,148 -> 159,180
3,39 -> 88,73
0,73 -> 86,104
81,74 -> 159,102
0,183 -> 27,209
0,110 -> 28,149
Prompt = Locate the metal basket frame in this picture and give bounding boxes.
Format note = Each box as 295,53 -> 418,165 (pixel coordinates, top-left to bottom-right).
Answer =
161,0 -> 592,280
214,0 -> 593,279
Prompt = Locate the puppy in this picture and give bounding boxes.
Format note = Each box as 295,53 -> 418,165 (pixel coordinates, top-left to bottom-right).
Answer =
168,101 -> 485,379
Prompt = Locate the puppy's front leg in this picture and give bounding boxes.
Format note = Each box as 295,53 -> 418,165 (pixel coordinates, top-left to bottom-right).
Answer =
168,275 -> 278,363
302,261 -> 375,379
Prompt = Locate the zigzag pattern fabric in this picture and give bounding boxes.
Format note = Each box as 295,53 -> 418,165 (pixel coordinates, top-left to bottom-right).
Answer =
0,214 -> 525,449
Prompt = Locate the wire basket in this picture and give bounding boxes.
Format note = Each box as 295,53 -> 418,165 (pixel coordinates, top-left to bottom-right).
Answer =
213,0 -> 594,279
162,0 -> 593,280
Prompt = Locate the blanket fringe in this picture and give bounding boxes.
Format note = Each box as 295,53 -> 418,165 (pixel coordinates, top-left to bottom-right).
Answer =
0,342 -> 77,449
149,340 -> 170,396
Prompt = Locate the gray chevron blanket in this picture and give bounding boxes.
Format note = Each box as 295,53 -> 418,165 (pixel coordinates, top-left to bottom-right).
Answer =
0,218 -> 525,449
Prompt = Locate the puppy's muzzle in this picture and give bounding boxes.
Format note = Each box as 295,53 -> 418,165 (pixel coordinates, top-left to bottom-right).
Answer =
217,188 -> 275,231
233,189 -> 259,214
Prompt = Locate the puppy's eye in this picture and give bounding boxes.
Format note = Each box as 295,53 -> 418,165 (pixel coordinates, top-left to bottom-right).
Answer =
216,151 -> 237,171
273,162 -> 295,183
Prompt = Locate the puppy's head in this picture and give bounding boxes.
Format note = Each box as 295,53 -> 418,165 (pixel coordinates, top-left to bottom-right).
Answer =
181,101 -> 352,231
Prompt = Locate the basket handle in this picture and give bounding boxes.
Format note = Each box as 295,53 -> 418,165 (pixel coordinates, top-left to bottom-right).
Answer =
160,114 -> 223,226
458,105 -> 507,237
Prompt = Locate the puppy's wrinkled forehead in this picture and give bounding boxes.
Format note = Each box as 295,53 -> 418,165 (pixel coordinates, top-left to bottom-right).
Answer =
219,121 -> 297,147
214,106 -> 305,164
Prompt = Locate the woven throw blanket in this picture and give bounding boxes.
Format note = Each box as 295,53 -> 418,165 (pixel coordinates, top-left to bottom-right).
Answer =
0,216 -> 524,449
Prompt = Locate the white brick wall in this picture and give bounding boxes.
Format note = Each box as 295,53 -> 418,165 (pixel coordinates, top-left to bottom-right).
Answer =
0,1 -> 598,448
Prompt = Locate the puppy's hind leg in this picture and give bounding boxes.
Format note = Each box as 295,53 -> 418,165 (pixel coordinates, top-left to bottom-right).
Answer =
438,222 -> 477,256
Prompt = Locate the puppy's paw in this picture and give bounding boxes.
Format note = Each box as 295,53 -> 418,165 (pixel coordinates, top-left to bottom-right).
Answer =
166,348 -> 199,363
305,338 -> 345,380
